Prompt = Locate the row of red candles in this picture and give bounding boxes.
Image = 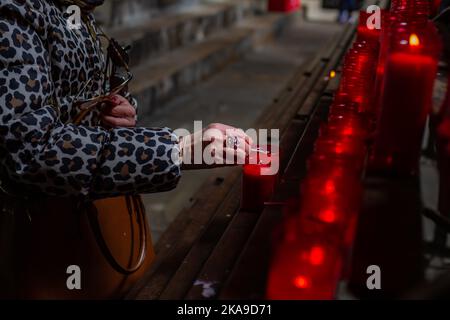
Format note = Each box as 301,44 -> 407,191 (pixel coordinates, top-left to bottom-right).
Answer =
266,0 -> 444,299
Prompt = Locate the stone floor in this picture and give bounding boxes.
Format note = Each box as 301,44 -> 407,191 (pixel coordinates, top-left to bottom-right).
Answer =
138,14 -> 343,241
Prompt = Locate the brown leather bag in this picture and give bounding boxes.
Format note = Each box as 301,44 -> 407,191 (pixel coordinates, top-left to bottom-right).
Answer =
0,194 -> 154,299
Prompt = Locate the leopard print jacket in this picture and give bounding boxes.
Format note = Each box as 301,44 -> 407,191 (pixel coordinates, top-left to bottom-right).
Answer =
0,0 -> 182,199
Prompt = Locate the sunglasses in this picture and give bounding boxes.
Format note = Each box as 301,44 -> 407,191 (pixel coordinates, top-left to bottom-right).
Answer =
73,32 -> 133,125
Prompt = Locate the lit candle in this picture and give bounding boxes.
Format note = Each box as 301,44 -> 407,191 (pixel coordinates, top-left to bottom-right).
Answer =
339,43 -> 379,114
266,229 -> 343,300
321,113 -> 368,140
373,29 -> 440,175
372,13 -> 398,120
390,0 -> 409,12
357,10 -> 382,44
241,146 -> 278,212
300,174 -> 361,228
315,135 -> 366,159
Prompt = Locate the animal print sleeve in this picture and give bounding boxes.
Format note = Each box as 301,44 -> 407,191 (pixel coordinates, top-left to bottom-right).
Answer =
0,2 -> 182,198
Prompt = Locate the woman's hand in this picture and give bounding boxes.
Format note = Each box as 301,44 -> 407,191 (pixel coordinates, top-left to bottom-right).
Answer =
101,94 -> 136,128
179,123 -> 253,170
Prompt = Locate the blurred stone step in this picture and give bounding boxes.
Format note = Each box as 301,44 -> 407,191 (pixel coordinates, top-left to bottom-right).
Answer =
130,12 -> 291,116
106,0 -> 264,68
96,0 -> 201,28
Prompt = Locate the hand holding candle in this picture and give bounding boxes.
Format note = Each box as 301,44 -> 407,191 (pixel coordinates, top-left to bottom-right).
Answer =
179,123 -> 253,170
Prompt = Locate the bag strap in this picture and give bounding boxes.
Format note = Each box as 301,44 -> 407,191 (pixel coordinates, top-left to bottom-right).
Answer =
72,91 -> 148,275
86,195 -> 148,275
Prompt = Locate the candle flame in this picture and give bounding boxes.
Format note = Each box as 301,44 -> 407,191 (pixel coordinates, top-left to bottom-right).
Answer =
329,70 -> 336,78
409,34 -> 420,47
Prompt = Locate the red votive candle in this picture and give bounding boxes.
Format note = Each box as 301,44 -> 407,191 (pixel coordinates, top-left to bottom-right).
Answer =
307,153 -> 364,178
268,0 -> 300,12
266,228 -> 343,300
329,102 -> 360,115
315,135 -> 366,158
314,138 -> 366,173
339,44 -> 379,114
373,14 -> 400,121
357,10 -> 383,44
390,0 -> 409,11
241,145 -> 278,212
299,179 -> 362,249
301,173 -> 361,219
372,27 -> 440,175
322,113 -> 368,138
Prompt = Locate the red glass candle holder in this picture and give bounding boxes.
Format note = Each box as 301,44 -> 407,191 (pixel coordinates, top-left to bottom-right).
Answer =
372,26 -> 441,175
329,102 -> 360,115
268,0 -> 300,12
373,19 -> 412,123
390,0 -> 409,11
357,10 -> 382,44
313,137 -> 367,175
339,48 -> 379,114
266,230 -> 343,300
241,145 -> 279,212
322,113 -> 368,137
307,153 -> 364,178
315,135 -> 366,157
300,175 -> 361,220
299,191 -> 361,250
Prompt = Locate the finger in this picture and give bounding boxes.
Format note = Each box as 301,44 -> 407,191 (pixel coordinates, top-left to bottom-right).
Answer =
223,136 -> 251,156
102,115 -> 130,128
240,139 -> 252,155
203,127 -> 226,143
109,94 -> 130,106
209,124 -> 245,137
225,128 -> 254,146
204,125 -> 254,146
220,147 -> 246,165
232,136 -> 251,152
102,115 -> 136,127
103,104 -> 136,118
